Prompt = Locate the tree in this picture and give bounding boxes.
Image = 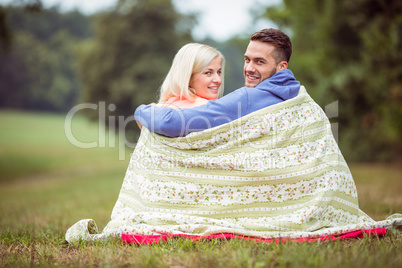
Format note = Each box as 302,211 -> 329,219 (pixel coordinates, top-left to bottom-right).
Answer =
77,0 -> 194,136
258,0 -> 402,161
0,5 -> 92,112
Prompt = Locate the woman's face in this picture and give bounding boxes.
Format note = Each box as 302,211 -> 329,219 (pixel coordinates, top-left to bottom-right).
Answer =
189,56 -> 222,100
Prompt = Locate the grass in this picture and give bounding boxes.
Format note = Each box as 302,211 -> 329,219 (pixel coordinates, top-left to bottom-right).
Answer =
0,110 -> 401,267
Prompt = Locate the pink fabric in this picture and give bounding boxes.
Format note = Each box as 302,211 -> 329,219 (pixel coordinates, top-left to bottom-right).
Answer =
122,228 -> 387,245
162,96 -> 209,109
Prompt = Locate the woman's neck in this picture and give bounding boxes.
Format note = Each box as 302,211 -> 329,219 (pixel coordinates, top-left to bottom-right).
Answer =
160,95 -> 209,109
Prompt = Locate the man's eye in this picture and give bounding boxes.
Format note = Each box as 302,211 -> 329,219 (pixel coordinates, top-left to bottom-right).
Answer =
245,58 -> 250,63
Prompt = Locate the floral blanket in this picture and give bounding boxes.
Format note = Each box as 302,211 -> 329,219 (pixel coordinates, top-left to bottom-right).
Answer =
65,86 -> 402,243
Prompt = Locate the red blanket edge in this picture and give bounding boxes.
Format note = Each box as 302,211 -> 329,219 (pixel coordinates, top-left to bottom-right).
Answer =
121,228 -> 387,245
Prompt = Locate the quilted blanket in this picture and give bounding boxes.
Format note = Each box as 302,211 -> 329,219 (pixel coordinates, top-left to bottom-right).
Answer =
65,86 -> 402,243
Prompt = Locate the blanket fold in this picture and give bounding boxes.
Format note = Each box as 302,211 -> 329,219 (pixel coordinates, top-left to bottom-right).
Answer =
65,86 -> 402,243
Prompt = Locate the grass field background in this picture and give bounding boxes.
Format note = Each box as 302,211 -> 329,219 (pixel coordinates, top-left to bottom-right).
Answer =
0,110 -> 401,267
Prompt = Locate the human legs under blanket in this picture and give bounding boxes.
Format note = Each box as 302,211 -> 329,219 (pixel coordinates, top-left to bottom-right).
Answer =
65,86 -> 402,243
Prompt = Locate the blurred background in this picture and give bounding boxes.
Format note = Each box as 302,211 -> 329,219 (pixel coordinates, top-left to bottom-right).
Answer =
0,1 -> 402,249
0,0 -> 402,164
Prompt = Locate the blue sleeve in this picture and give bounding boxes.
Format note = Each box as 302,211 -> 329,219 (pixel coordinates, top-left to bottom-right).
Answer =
134,88 -> 248,137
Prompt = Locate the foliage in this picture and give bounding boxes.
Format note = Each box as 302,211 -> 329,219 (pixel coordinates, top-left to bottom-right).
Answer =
77,0 -> 194,136
2,0 -> 402,162
0,5 -> 92,112
258,0 -> 402,161
1,110 -> 402,267
0,6 -> 12,53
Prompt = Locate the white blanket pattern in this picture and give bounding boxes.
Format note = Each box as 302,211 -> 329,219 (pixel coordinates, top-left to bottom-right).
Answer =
66,86 -> 402,243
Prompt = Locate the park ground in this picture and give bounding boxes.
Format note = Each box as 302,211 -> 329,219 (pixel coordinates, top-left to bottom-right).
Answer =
0,110 -> 401,267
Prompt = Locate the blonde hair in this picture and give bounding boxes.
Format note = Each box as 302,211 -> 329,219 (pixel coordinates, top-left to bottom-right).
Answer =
159,43 -> 225,103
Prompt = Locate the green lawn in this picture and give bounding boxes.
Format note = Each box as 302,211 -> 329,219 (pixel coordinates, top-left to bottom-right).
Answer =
0,110 -> 401,267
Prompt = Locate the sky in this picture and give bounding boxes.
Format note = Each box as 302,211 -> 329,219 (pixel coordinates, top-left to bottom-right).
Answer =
2,0 -> 281,41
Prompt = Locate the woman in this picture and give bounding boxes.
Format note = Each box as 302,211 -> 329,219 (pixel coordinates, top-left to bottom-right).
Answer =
65,43 -> 226,243
137,43 -> 225,129
158,43 -> 225,108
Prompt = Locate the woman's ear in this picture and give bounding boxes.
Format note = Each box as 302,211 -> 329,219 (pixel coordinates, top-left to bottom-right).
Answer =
276,61 -> 288,72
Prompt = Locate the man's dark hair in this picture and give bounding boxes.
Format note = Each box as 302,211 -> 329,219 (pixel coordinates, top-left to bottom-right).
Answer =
250,28 -> 292,63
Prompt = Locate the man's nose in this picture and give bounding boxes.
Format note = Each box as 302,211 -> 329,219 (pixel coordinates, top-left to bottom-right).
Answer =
245,62 -> 255,72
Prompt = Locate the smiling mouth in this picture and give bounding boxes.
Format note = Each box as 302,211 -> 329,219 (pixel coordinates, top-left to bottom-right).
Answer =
246,74 -> 259,81
208,86 -> 219,91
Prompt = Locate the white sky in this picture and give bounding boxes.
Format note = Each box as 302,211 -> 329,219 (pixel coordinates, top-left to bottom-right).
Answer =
2,0 -> 281,41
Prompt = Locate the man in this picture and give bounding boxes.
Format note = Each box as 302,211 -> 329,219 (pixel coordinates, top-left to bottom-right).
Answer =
135,28 -> 300,137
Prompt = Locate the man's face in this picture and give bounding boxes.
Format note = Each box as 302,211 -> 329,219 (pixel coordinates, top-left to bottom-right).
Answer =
243,41 -> 281,87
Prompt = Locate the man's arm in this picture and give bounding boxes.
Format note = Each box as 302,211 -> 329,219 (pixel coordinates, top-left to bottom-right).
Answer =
134,88 -> 248,137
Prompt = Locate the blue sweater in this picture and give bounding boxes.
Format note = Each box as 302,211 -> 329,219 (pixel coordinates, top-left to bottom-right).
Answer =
134,69 -> 301,137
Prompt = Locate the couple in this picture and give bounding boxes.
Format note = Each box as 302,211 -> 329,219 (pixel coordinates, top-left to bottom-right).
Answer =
135,28 -> 299,137
66,29 -> 402,243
